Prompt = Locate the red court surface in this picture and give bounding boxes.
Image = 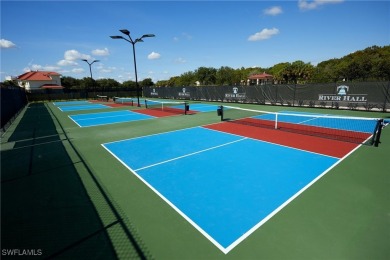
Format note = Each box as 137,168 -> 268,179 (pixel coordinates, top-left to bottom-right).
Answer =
204,122 -> 361,158
105,103 -> 136,108
135,108 -> 197,117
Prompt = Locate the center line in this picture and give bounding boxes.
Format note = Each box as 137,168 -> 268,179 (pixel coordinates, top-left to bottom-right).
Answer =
135,137 -> 247,171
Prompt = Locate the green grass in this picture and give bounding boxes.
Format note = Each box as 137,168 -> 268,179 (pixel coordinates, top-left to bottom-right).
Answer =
1,101 -> 389,259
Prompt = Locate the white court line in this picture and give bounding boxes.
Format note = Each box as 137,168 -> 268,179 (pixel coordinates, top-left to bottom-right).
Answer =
75,112 -> 147,121
101,124 -> 368,254
101,142 -> 232,253
204,126 -> 340,159
134,137 -> 247,171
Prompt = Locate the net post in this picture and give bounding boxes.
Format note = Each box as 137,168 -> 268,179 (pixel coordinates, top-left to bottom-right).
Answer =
275,112 -> 278,129
374,119 -> 384,147
144,99 -> 148,108
184,102 -> 189,115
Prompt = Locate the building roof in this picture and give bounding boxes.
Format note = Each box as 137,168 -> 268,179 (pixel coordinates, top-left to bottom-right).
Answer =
248,72 -> 273,80
17,71 -> 61,81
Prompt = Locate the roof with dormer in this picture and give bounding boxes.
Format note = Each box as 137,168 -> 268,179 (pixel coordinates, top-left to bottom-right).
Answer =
17,71 -> 61,81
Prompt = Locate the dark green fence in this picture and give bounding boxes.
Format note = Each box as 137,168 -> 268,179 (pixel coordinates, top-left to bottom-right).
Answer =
144,81 -> 390,112
1,87 -> 28,131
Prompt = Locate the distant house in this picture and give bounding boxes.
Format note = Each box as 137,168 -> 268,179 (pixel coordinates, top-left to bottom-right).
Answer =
17,71 -> 63,92
247,72 -> 274,85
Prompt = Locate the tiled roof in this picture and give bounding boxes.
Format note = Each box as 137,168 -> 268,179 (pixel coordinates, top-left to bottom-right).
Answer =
17,71 -> 61,81
248,72 -> 273,80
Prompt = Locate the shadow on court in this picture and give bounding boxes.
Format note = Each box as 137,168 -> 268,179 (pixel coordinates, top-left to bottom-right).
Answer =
1,103 -> 149,259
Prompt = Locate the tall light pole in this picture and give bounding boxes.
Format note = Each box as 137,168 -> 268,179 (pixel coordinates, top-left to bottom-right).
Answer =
81,59 -> 100,93
110,29 -> 155,107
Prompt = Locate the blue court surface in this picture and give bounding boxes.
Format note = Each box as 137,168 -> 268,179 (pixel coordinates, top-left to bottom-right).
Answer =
189,104 -> 220,112
53,100 -> 91,106
69,110 -> 154,127
102,126 -> 339,253
58,103 -> 111,112
258,110 -> 378,133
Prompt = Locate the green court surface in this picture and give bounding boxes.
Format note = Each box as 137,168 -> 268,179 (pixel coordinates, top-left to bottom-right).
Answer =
1,101 -> 389,259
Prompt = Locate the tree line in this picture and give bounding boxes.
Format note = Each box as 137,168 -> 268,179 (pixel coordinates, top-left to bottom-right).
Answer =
40,44 -> 390,89
3,45 -> 388,90
156,45 -> 390,87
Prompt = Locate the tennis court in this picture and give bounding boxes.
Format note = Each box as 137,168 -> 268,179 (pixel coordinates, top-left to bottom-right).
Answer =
69,110 -> 155,127
102,108 -> 381,253
189,103 -> 220,112
53,100 -> 92,106
57,103 -> 111,112
3,101 -> 388,259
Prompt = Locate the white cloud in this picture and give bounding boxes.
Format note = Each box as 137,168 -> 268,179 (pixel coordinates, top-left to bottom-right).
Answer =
248,28 -> 280,41
71,68 -> 84,73
42,65 -> 60,71
298,0 -> 344,10
0,39 -> 16,48
58,49 -> 91,67
264,6 -> 283,16
92,47 -> 109,56
100,66 -> 116,73
57,60 -> 78,66
173,33 -> 193,42
148,52 -> 161,60
64,49 -> 91,61
174,57 -> 187,64
23,64 -> 60,72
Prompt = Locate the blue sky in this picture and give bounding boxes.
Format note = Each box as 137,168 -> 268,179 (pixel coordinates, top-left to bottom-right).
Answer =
1,1 -> 389,82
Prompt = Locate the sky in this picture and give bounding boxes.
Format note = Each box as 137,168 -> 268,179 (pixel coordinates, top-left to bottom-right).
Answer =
1,0 -> 389,83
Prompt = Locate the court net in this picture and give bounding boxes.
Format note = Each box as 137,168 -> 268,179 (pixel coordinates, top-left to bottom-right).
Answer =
113,97 -> 134,106
96,95 -> 108,102
219,105 -> 384,146
145,99 -> 189,115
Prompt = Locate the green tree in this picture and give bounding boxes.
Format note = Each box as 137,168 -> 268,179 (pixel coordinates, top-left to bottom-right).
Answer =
177,71 -> 196,86
122,80 -> 137,89
96,78 -> 120,91
269,63 -> 290,84
1,80 -> 19,88
216,66 -> 238,85
61,76 -> 80,89
80,77 -> 95,90
139,78 -> 154,87
195,67 -> 217,85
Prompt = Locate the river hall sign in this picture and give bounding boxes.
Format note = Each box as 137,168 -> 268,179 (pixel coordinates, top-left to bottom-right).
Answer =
318,85 -> 367,103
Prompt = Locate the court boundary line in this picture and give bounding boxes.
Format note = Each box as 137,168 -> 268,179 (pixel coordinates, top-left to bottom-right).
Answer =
68,110 -> 156,128
101,126 -> 353,253
57,104 -> 111,112
72,111 -> 155,121
134,137 -> 247,171
103,126 -> 201,145
204,124 -> 340,159
69,110 -> 134,118
53,101 -> 92,106
224,142 -> 364,253
101,142 -> 229,253
100,117 -> 372,253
